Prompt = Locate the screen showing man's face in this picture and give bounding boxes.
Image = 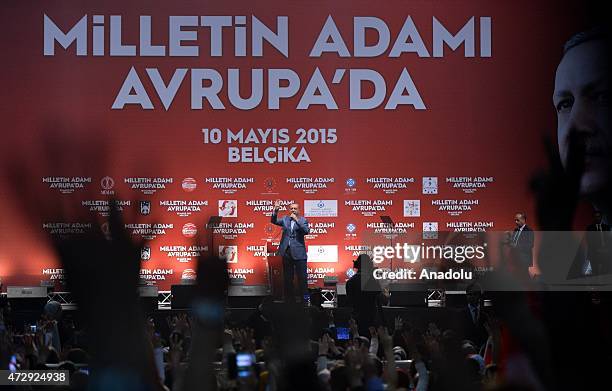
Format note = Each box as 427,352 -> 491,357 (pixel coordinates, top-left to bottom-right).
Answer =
554,40 -> 611,197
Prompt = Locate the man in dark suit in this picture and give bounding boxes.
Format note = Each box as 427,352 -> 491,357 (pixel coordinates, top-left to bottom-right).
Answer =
271,200 -> 310,302
459,282 -> 488,350
510,212 -> 534,278
345,254 -> 385,336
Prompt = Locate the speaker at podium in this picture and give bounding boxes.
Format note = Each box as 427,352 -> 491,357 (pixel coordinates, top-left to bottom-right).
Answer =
265,240 -> 283,300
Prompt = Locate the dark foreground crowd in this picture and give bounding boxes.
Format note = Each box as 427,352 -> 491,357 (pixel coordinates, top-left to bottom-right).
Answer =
1,224 -> 611,391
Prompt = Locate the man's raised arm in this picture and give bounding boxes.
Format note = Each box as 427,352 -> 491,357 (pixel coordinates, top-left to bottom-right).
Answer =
271,200 -> 283,226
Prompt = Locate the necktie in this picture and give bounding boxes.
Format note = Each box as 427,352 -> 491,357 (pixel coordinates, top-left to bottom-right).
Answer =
513,229 -> 521,246
470,305 -> 478,323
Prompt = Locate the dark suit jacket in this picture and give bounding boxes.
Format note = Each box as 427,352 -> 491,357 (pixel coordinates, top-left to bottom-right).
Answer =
346,271 -> 384,334
512,225 -> 534,266
586,222 -> 611,252
586,223 -> 611,231
585,223 -> 611,272
271,212 -> 309,260
458,304 -> 488,349
566,223 -> 611,279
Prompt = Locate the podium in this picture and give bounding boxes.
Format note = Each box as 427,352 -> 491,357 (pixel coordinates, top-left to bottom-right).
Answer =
265,240 -> 284,300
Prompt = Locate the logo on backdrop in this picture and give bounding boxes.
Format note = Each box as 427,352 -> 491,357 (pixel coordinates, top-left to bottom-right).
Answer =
179,269 -> 195,281
403,200 -> 421,217
422,177 -> 438,194
307,245 -> 338,263
100,176 -> 115,195
181,177 -> 197,192
263,177 -> 277,194
141,245 -> 151,261
182,223 -> 198,238
345,222 -> 357,240
304,200 -> 338,217
140,200 -> 151,215
346,268 -> 356,278
218,200 -> 238,217
344,178 -> 357,194
219,245 -> 238,263
264,223 -> 276,238
423,222 -> 439,239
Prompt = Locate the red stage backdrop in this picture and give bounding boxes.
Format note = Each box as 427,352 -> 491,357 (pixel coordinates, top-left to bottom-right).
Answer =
0,0 -> 590,290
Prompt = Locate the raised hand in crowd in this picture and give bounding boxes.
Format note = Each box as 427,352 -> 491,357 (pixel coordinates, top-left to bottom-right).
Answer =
233,328 -> 256,353
317,334 -> 330,357
174,254 -> 229,391
348,317 -> 359,338
378,326 -> 398,390
167,313 -> 192,338
483,314 -> 502,366
394,315 -> 403,332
